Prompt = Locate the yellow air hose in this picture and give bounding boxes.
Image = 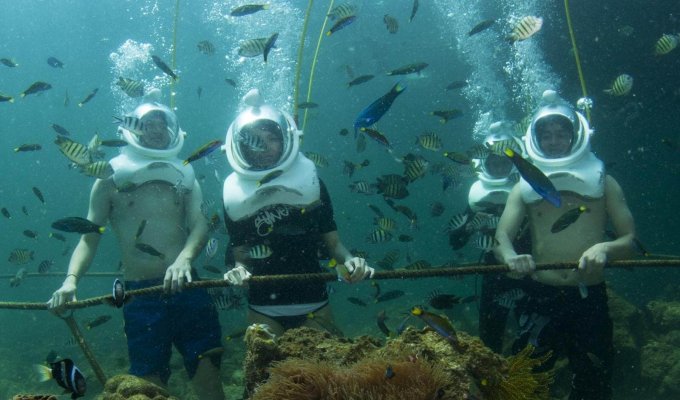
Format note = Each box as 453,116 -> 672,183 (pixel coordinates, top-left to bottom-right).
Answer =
300,0 -> 335,132
564,0 -> 591,122
170,0 -> 180,109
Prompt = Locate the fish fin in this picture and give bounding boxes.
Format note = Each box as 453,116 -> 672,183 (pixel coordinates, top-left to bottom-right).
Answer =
33,364 -> 52,382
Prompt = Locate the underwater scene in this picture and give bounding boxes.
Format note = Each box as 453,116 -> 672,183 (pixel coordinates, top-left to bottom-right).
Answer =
1,0 -> 680,399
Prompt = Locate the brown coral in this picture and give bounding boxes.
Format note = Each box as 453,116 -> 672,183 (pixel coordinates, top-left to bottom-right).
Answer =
251,357 -> 450,400
96,374 -> 179,400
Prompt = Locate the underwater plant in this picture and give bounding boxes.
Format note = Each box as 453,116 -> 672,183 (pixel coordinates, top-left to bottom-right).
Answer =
481,345 -> 554,400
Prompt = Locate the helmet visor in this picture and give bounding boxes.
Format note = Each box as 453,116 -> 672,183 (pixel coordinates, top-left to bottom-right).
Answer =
234,119 -> 287,171
133,109 -> 179,150
533,114 -> 575,159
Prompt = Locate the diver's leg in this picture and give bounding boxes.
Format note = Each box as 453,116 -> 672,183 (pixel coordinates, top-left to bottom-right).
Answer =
247,308 -> 286,337
479,273 -> 510,353
192,357 -> 225,400
302,304 -> 344,336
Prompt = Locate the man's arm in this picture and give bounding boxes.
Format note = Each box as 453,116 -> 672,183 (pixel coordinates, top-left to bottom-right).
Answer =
494,185 -> 535,273
322,231 -> 373,283
578,175 -> 636,270
49,179 -> 112,308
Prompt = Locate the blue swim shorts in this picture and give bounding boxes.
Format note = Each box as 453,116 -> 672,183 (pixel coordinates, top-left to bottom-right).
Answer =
123,278 -> 222,383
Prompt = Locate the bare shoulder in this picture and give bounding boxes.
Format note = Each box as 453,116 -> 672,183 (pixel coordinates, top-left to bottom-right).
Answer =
604,175 -> 625,197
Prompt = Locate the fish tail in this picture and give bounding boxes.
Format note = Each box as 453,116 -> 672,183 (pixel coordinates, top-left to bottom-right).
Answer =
33,364 -> 52,382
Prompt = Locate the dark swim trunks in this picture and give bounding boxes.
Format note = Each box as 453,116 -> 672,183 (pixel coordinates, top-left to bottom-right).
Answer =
123,278 -> 222,383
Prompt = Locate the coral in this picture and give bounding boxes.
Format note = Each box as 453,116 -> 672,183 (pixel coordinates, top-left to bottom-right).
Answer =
96,374 -> 179,400
243,324 -> 284,397
481,345 -> 553,400
251,357 -> 450,400
243,326 -> 553,400
647,300 -> 680,333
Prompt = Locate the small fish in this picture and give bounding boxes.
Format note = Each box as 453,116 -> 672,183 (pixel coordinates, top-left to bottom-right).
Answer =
52,217 -> 105,234
184,139 -> 224,165
353,82 -> 406,136
431,109 -> 463,123
430,202 -> 445,217
385,364 -> 395,379
135,242 -> 165,259
49,232 -> 67,242
84,315 -> 112,330
116,77 -> 145,98
51,123 -> 71,136
327,15 -> 357,36
34,358 -> 87,399
197,86 -> 202,99
47,56 -> 64,68
446,80 -> 468,90
23,229 -> 38,239
604,74 -> 633,96
238,33 -> 279,62
197,40 -> 216,55
112,278 -> 127,308
409,0 -> 419,22
113,115 -> 145,135
297,101 -> 318,109
151,55 -> 178,81
64,89 -> 70,106
1,207 -> 10,219
134,219 -> 147,240
348,75 -> 374,88
398,234 -> 413,242
386,62 -> 428,76
32,187 -> 45,204
416,132 -> 442,151
474,234 -> 498,252
8,248 -> 33,265
360,127 -> 392,149
376,290 -> 405,302
54,135 -> 91,165
356,133 -> 367,152
0,58 -> 18,67
506,16 -> 543,43
0,93 -> 14,103
377,310 -> 391,336
20,81 -> 52,97
257,170 -> 284,186
205,237 -> 219,258
468,19 -> 495,36
411,306 -> 460,347
230,4 -> 269,17
504,148 -> 561,207
339,128 -> 349,136
14,143 -> 42,152
38,259 -> 54,273
367,228 -> 392,244
404,260 -> 430,270
347,297 -> 368,307
493,288 -> 525,309
10,268 -> 27,287
654,34 -> 679,56
249,244 -> 273,259
428,291 -> 463,310
384,14 -> 399,34
304,152 -> 328,167
551,205 -> 589,233
225,78 -> 237,87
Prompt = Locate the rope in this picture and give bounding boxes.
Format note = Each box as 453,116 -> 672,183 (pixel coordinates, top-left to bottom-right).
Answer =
59,313 -> 108,385
563,0 -> 590,121
0,272 -> 122,279
2,258 -> 678,311
169,0 -> 180,109
300,0 -> 335,131
293,0 -> 314,126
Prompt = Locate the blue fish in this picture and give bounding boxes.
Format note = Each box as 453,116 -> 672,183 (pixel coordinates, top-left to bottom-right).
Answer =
504,148 -> 561,207
354,83 -> 406,137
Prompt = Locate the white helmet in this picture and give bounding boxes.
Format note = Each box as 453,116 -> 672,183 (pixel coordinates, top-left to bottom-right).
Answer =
525,90 -> 593,168
224,89 -> 302,180
119,102 -> 184,159
473,121 -> 522,186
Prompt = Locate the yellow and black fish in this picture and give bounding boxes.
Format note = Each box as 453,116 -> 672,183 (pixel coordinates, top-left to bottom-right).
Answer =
8,248 -> 34,264
604,74 -> 633,96
551,205 -> 589,233
384,14 -> 399,34
257,170 -> 284,187
197,40 -> 216,55
85,315 -> 112,330
116,77 -> 144,98
20,81 -> 52,97
367,228 -> 392,244
654,34 -> 679,56
506,16 -> 543,43
304,152 -> 328,167
52,217 -> 105,234
249,244 -> 273,259
80,161 -> 114,179
237,33 -> 279,62
416,132 -> 442,151
54,135 -> 91,165
328,3 -> 356,20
